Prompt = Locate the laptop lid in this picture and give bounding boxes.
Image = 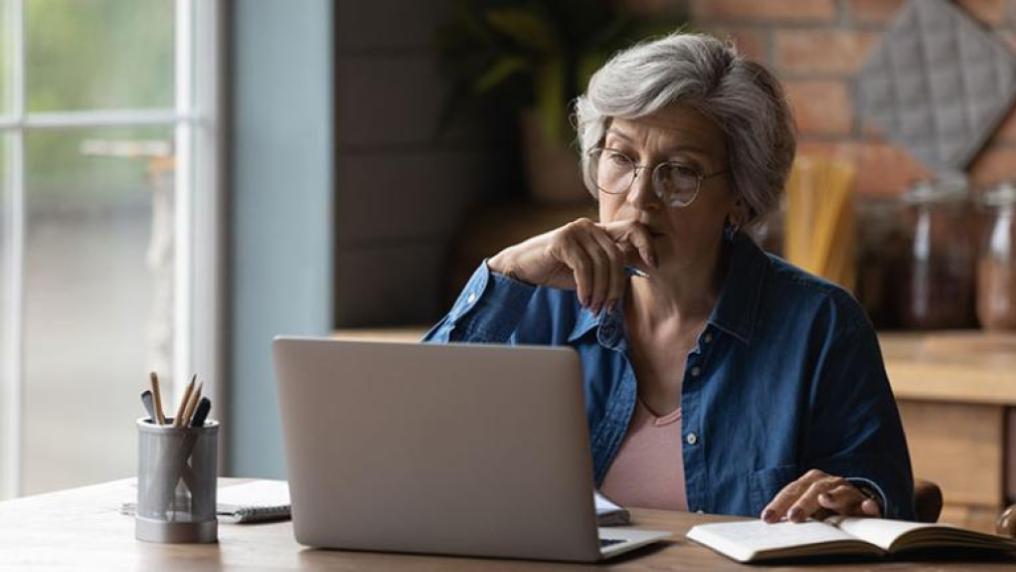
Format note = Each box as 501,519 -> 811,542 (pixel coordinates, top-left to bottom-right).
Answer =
272,337 -> 602,562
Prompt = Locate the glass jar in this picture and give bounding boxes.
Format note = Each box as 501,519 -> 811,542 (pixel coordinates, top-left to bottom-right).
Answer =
977,182 -> 1016,330
856,197 -> 907,329
898,177 -> 977,330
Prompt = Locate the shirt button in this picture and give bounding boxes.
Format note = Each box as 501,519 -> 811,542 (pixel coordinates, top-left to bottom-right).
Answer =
466,292 -> 477,304
703,333 -> 713,344
686,432 -> 698,445
690,366 -> 701,377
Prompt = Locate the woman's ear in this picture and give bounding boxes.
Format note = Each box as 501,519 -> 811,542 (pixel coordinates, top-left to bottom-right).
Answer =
728,197 -> 749,228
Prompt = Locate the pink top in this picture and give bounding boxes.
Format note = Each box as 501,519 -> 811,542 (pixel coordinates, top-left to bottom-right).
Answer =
599,397 -> 688,511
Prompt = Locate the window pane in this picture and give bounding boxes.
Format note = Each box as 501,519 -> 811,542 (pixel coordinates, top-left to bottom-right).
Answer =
1,0 -> 11,115
0,133 -> 10,496
22,127 -> 174,494
26,0 -> 174,112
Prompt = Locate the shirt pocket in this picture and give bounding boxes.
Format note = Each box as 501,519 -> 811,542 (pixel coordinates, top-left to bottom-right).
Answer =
749,464 -> 800,515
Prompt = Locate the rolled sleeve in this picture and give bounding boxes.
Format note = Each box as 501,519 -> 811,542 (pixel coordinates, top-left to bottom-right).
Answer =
845,476 -> 889,517
422,260 -> 536,344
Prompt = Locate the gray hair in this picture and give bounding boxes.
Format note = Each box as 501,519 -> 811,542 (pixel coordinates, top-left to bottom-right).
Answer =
574,32 -> 796,226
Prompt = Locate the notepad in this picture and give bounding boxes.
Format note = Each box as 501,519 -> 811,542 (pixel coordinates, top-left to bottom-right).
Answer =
594,491 -> 630,526
122,480 -> 291,524
687,517 -> 1016,563
216,480 -> 291,523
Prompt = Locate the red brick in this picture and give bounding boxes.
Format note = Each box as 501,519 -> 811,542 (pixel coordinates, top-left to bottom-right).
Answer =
956,0 -> 1006,26
774,30 -> 880,75
691,0 -> 836,23
699,26 -> 769,63
797,140 -> 932,196
847,0 -> 906,24
969,145 -> 1016,187
783,80 -> 853,135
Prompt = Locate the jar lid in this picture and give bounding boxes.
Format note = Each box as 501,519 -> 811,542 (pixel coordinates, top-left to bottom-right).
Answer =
980,181 -> 1016,207
903,175 -> 969,204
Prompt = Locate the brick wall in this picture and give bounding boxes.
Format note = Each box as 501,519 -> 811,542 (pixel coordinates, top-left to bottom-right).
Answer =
685,0 -> 1016,196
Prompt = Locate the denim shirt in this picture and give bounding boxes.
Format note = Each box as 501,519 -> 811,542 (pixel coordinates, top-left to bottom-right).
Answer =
423,232 -> 916,520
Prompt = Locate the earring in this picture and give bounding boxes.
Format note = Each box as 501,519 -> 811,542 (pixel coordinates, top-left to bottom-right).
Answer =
723,217 -> 740,241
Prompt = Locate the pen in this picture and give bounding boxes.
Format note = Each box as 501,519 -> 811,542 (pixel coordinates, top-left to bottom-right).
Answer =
625,265 -> 649,278
140,390 -> 157,423
189,397 -> 212,428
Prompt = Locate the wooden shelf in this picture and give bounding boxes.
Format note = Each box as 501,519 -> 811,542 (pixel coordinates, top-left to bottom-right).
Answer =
879,331 -> 1016,406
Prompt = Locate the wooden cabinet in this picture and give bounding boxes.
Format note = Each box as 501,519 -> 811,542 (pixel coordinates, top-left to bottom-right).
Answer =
880,332 -> 1016,533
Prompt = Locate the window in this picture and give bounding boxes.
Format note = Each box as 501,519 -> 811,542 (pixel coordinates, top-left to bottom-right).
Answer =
0,0 -> 221,497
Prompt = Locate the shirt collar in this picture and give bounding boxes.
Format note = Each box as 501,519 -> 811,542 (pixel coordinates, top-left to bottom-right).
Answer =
707,231 -> 769,344
566,232 -> 769,346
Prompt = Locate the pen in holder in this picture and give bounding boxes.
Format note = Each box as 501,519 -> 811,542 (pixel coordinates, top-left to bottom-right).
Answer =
135,417 -> 219,543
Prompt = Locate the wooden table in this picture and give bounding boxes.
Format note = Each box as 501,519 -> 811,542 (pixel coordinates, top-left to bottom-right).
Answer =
1,478 -> 1013,570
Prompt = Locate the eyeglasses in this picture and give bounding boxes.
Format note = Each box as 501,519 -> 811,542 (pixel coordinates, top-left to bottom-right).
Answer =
588,148 -> 729,208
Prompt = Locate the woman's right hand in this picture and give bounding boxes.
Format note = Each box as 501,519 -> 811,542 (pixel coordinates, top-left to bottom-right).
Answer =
486,218 -> 658,314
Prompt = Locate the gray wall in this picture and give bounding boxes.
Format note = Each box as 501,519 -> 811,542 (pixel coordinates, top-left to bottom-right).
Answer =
334,0 -> 516,326
228,0 -> 334,477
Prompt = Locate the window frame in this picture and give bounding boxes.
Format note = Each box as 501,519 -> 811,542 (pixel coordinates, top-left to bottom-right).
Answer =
0,0 -> 223,498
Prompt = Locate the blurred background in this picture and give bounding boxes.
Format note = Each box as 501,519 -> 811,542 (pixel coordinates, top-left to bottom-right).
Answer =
0,0 -> 1014,534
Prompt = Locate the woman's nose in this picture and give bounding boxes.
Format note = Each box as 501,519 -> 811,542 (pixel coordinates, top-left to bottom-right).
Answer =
626,167 -> 660,211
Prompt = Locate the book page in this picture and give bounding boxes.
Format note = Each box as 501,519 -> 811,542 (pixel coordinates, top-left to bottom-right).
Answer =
594,491 -> 629,525
594,491 -> 621,515
218,480 -> 290,509
687,519 -> 867,562
830,516 -> 1016,553
827,517 -> 941,551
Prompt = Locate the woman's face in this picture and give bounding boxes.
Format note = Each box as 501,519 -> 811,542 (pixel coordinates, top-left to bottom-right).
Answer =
597,104 -> 740,273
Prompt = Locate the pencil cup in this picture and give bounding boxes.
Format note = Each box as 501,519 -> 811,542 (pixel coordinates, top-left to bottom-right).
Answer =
135,418 -> 219,543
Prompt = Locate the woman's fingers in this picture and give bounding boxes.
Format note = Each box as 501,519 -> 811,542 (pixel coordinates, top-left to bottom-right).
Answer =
817,484 -> 868,516
558,235 -> 593,306
761,469 -> 831,523
586,230 -> 627,312
557,219 -> 630,312
763,470 -> 883,524
786,476 -> 847,522
602,220 -> 657,270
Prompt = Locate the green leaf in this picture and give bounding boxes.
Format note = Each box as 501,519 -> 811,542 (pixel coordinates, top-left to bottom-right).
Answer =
536,57 -> 566,142
473,56 -> 530,94
485,7 -> 556,52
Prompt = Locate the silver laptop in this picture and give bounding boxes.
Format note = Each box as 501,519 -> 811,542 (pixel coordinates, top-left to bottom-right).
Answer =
272,336 -> 671,562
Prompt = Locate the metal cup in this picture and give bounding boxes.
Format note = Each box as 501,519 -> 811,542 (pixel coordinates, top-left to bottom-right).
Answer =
135,417 -> 219,543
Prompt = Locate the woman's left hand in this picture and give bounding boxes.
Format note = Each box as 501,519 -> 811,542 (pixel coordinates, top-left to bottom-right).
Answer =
761,469 -> 881,523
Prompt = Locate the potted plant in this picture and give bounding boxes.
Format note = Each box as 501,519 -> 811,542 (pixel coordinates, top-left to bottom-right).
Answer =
436,0 -> 687,204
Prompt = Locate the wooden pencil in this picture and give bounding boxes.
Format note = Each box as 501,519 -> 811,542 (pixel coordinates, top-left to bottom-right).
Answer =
149,371 -> 167,425
173,375 -> 197,428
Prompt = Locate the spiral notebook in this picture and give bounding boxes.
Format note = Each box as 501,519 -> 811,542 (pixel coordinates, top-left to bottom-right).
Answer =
216,480 -> 291,523
121,479 -> 291,524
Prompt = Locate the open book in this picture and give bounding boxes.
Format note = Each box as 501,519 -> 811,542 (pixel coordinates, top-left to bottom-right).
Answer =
687,517 -> 1016,563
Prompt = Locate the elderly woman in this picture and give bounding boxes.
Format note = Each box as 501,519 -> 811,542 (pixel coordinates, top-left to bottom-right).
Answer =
424,33 -> 915,523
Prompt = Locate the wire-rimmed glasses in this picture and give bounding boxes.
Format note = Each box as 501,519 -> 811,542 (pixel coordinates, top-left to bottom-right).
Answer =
588,148 -> 728,207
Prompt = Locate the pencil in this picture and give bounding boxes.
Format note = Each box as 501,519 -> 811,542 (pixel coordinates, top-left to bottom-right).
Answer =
149,372 -> 167,425
173,375 -> 197,428
182,382 -> 204,427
